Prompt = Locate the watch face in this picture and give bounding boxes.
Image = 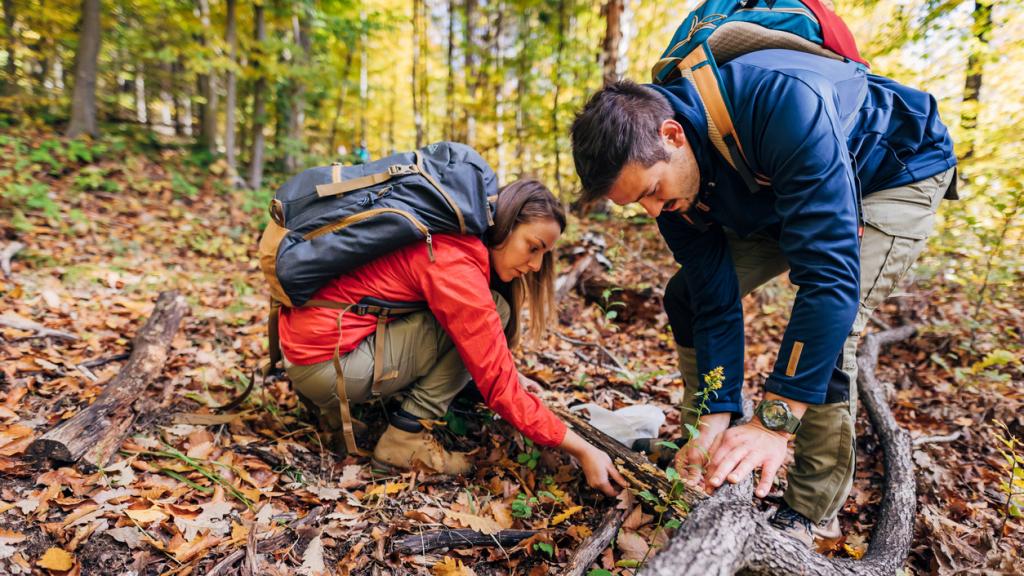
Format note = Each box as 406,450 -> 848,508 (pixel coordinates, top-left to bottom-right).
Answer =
761,401 -> 789,429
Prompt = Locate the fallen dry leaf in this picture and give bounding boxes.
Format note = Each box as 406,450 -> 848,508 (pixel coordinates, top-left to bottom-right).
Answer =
444,510 -> 503,535
37,547 -> 74,570
616,529 -> 649,561
432,555 -> 477,576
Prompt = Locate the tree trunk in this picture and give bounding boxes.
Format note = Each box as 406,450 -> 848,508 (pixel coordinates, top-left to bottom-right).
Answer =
196,0 -> 218,153
550,0 -> 567,197
248,2 -> 267,190
358,9 -> 368,148
224,0 -> 240,182
462,0 -> 477,145
135,62 -> 147,124
412,0 -> 424,148
514,11 -> 529,174
284,10 -> 310,174
494,3 -> 506,182
445,0 -> 457,141
959,0 -> 992,161
27,291 -> 189,470
66,0 -> 102,138
601,0 -> 623,86
2,0 -> 16,95
328,50 -> 352,156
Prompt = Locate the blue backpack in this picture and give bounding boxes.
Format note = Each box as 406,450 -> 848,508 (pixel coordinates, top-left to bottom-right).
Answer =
652,0 -> 868,192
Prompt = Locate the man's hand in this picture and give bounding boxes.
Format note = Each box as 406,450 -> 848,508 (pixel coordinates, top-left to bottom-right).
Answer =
674,412 -> 730,488
704,421 -> 789,498
559,430 -> 628,496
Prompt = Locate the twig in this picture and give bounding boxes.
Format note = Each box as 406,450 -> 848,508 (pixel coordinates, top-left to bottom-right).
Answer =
391,529 -> 538,554
563,505 -> 628,576
206,506 -> 325,576
0,241 -> 24,277
0,313 -> 78,340
79,352 -> 131,369
912,431 -> 962,447
558,332 -> 634,379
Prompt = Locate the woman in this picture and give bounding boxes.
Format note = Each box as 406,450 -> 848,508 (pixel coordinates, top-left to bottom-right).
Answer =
278,179 -> 625,496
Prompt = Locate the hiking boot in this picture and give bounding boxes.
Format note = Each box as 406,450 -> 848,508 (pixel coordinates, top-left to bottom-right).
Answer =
769,503 -> 842,548
372,425 -> 474,475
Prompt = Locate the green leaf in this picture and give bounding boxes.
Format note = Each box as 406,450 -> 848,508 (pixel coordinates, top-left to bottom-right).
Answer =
533,542 -> 554,556
684,423 -> 701,441
637,490 -> 658,504
587,570 -> 615,576
664,518 -> 682,530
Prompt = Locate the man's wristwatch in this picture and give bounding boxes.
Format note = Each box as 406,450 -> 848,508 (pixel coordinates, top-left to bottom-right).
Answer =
754,399 -> 801,434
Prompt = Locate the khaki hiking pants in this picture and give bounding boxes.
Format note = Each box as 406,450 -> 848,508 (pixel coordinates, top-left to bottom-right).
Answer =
670,168 -> 955,523
284,291 -> 511,441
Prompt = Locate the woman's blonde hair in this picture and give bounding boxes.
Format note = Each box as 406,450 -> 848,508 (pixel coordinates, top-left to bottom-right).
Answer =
486,178 -> 566,347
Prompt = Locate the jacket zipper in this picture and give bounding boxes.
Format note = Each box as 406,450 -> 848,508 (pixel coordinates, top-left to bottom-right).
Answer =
303,207 -> 435,262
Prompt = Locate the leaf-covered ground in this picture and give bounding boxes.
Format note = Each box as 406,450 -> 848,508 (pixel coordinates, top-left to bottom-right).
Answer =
1,129 -> 1022,575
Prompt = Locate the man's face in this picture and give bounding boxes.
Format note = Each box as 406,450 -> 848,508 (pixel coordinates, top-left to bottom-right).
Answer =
606,120 -> 700,219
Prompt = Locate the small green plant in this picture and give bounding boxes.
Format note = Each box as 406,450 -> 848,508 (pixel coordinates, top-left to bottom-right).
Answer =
511,492 -> 538,519
992,420 -> 1023,531
682,366 -> 725,444
516,438 -> 541,470
598,287 -> 625,321
532,542 -> 554,557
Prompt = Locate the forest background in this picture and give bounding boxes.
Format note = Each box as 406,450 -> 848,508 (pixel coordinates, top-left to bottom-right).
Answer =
0,0 -> 1022,575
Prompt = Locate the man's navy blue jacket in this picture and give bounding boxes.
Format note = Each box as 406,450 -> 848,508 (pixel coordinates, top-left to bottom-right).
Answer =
651,49 -> 955,415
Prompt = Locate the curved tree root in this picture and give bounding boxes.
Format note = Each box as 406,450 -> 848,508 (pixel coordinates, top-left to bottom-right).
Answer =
640,326 -> 917,575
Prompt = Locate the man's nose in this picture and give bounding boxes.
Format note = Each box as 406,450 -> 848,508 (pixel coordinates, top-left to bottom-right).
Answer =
640,197 -> 662,218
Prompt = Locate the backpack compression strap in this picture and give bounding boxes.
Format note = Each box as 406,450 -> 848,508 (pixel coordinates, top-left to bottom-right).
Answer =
304,298 -> 427,456
676,43 -> 771,193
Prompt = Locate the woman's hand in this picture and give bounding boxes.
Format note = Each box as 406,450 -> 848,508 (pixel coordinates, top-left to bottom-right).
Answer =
559,430 -> 628,496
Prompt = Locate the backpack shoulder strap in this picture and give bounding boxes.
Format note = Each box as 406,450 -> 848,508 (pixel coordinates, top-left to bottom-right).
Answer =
675,43 -> 771,193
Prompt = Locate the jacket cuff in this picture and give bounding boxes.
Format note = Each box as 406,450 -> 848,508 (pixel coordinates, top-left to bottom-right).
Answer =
764,376 -> 827,405
702,398 -> 743,418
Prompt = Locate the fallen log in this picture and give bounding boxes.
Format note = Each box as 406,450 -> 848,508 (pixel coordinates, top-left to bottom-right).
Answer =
563,504 -> 628,576
27,291 -> 189,470
391,529 -> 538,554
639,326 -> 919,575
555,254 -> 597,302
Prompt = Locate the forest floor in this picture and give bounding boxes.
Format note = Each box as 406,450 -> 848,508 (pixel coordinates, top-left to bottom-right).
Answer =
1,127 -> 1022,575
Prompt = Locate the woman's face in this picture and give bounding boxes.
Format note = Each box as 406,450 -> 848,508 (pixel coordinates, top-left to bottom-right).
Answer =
490,218 -> 562,283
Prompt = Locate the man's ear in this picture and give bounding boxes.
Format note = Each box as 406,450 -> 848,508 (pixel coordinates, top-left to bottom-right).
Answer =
659,119 -> 686,148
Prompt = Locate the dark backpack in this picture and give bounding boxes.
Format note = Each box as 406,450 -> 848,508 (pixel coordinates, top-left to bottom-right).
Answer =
260,141 -> 497,308
652,0 -> 868,193
243,142 -> 497,455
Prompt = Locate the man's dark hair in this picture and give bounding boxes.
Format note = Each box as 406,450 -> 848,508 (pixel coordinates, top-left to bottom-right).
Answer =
570,80 -> 674,203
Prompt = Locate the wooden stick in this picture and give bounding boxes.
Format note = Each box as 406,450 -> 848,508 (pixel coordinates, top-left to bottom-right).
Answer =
555,254 -> 596,302
563,505 -> 627,576
205,506 -> 326,576
0,241 -> 24,277
391,529 -> 538,554
0,313 -> 78,340
27,291 -> 189,469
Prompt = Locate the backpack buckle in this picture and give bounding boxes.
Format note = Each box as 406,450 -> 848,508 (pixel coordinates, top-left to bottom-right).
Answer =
388,164 -> 418,176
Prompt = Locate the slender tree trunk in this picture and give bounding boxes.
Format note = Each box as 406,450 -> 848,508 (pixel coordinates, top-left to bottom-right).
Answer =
67,0 -> 102,138
412,0 -> 424,147
248,2 -> 267,190
358,9 -> 367,148
328,50 -> 353,154
224,0 -> 240,182
134,63 -> 147,124
551,0 -> 567,197
3,0 -> 17,94
462,0 -> 477,145
514,11 -> 529,174
420,0 -> 430,143
601,0 -> 623,86
284,10 -> 310,173
959,0 -> 992,161
197,0 -> 218,153
445,0 -> 457,141
494,2 -> 506,183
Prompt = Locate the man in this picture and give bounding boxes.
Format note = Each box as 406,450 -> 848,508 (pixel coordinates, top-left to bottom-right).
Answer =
570,49 -> 956,545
